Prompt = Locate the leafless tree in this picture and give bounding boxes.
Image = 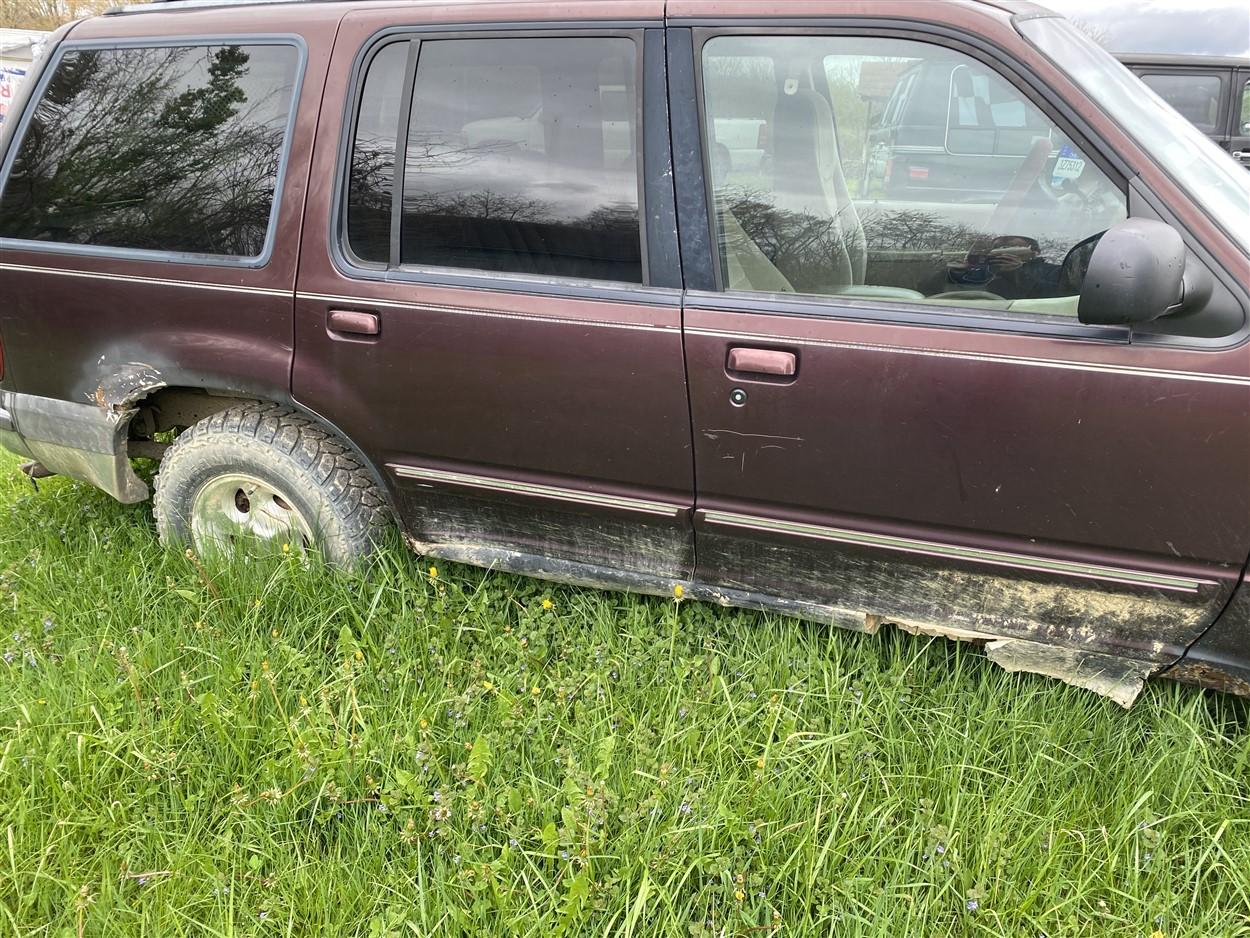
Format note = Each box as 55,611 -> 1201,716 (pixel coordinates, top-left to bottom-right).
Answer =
1,0 -> 126,30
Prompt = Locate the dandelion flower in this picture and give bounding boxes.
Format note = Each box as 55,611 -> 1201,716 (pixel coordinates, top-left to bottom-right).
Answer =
428,566 -> 439,579
673,584 -> 685,599
541,598 -> 553,610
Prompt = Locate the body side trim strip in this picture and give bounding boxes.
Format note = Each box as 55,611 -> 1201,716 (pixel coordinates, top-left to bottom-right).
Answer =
701,509 -> 1211,593
388,464 -> 687,517
0,263 -> 291,297
301,292 -> 679,332
685,325 -> 1250,386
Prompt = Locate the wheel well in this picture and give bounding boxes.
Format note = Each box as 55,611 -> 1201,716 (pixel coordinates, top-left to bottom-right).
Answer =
124,388 -> 400,520
126,388 -> 260,458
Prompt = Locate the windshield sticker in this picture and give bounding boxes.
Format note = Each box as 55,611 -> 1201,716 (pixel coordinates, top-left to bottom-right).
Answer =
1052,143 -> 1086,184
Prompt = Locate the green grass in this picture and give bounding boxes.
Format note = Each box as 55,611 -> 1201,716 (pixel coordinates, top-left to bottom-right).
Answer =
1,451 -> 1248,937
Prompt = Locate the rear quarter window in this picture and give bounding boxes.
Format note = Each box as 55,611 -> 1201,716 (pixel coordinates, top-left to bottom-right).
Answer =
0,40 -> 301,260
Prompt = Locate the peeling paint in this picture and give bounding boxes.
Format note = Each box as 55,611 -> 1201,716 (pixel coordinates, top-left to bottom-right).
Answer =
401,523 -> 1171,707
704,529 -> 1216,670
985,639 -> 1155,708
91,362 -> 166,417
1163,660 -> 1250,697
876,614 -> 997,644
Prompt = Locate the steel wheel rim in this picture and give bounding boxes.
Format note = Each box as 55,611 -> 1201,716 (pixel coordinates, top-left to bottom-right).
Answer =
190,473 -> 315,555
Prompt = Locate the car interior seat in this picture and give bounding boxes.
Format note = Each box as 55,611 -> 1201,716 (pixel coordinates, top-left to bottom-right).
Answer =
716,73 -> 923,300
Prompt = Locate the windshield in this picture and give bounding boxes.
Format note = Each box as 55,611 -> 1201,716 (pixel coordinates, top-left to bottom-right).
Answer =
1018,16 -> 1250,255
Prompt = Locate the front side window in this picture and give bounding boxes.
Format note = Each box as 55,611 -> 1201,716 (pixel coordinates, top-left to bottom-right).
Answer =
400,37 -> 642,283
1138,73 -> 1224,133
0,43 -> 300,258
701,35 -> 1127,318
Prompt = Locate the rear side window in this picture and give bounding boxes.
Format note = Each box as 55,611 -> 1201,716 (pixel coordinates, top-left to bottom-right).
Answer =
345,36 -> 643,284
0,42 -> 299,259
1138,73 -> 1224,132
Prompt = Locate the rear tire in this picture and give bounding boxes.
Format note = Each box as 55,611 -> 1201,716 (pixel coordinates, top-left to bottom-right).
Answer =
153,403 -> 390,567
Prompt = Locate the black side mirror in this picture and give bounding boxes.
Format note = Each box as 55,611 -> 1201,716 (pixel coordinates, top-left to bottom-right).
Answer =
1077,219 -> 1185,325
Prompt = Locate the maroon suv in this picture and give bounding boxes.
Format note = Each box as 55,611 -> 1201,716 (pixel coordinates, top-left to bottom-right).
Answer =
0,0 -> 1247,706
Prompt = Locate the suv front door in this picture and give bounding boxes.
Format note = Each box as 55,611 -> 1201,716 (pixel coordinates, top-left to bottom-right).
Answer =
294,13 -> 695,586
672,25 -> 1250,697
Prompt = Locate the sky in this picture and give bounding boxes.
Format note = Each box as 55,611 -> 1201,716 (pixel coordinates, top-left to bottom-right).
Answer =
1038,0 -> 1250,57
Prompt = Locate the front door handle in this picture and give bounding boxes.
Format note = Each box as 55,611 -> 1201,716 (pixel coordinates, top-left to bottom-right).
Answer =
328,309 -> 380,336
727,347 -> 797,376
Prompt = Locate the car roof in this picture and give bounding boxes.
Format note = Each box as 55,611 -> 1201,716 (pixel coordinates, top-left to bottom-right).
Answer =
97,0 -> 1029,19
75,0 -> 1026,46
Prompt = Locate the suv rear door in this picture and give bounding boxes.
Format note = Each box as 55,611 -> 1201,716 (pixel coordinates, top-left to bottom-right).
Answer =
293,8 -> 695,585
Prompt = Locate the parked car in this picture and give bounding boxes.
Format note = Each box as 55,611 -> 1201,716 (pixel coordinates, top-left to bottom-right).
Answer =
863,56 -> 1064,200
1118,54 -> 1250,167
1,0 -> 1248,705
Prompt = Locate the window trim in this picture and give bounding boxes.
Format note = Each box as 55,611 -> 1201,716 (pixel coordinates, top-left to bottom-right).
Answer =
332,25 -> 661,296
1239,76 -> 1250,135
339,37 -> 415,271
0,34 -> 308,269
684,21 -> 1140,343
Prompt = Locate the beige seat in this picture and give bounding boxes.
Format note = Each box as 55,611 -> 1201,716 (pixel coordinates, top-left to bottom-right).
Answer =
717,82 -> 924,301
771,86 -> 866,291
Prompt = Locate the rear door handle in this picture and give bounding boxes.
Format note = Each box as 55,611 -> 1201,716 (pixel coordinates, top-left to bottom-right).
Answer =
328,309 -> 380,336
727,347 -> 797,376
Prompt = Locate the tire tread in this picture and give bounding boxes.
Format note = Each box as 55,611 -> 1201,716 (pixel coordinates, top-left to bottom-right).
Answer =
153,403 -> 390,564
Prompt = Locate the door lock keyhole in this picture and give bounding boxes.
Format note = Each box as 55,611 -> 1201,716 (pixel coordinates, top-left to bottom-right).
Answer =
729,388 -> 748,407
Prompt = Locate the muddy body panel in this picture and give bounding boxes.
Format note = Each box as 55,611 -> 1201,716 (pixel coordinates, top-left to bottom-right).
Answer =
1168,574 -> 1250,696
